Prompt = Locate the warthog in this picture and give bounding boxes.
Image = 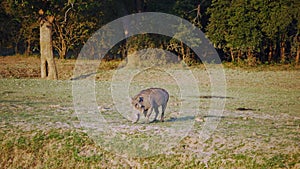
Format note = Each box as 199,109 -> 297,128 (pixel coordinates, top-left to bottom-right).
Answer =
131,88 -> 169,123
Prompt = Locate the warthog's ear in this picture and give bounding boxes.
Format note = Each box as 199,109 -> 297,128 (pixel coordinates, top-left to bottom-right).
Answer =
138,96 -> 143,103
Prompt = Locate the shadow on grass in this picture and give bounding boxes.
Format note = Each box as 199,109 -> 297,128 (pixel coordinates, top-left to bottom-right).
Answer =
199,95 -> 234,99
165,116 -> 195,122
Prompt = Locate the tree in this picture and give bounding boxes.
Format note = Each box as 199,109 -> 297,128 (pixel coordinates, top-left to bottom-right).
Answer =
206,0 -> 232,60
168,0 -> 206,63
39,10 -> 58,80
2,0 -> 299,65
260,0 -> 294,63
290,0 -> 300,65
167,23 -> 201,64
225,0 -> 263,65
52,0 -> 101,59
111,0 -> 147,67
206,0 -> 299,64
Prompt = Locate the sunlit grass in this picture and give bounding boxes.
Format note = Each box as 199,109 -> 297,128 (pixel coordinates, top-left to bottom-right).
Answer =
0,68 -> 299,168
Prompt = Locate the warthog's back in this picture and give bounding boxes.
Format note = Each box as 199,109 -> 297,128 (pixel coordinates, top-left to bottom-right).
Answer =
134,88 -> 169,107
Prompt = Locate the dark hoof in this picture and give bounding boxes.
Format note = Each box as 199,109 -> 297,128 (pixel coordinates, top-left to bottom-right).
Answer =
150,119 -> 158,123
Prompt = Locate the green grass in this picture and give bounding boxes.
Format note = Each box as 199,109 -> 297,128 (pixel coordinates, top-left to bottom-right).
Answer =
0,68 -> 300,168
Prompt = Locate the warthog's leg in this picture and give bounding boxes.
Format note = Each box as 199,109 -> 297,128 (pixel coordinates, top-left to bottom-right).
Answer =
146,107 -> 153,123
161,104 -> 167,122
133,112 -> 140,123
151,107 -> 159,122
143,109 -> 148,117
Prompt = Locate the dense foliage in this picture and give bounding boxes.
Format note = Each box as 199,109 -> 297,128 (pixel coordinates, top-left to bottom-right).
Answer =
0,0 -> 299,64
207,0 -> 300,64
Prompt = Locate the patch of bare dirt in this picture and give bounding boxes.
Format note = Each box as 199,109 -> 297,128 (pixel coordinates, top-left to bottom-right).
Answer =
0,56 -> 75,79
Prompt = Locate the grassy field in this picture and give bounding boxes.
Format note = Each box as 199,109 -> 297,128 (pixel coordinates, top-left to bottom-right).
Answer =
0,56 -> 300,168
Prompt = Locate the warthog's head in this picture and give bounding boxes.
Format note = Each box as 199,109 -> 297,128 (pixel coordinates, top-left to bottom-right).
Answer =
131,96 -> 146,123
132,96 -> 144,111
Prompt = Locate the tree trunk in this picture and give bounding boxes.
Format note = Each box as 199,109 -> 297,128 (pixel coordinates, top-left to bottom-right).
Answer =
40,15 -> 58,80
180,41 -> 185,61
247,48 -> 255,66
59,39 -> 67,59
296,44 -> 300,65
14,32 -> 21,55
57,24 -> 67,59
237,50 -> 242,63
268,44 -> 273,63
25,39 -> 31,56
280,38 -> 286,63
230,48 -> 235,62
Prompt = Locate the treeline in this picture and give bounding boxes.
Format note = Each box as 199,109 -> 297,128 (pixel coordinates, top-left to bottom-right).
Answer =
207,0 -> 300,65
0,0 -> 299,65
